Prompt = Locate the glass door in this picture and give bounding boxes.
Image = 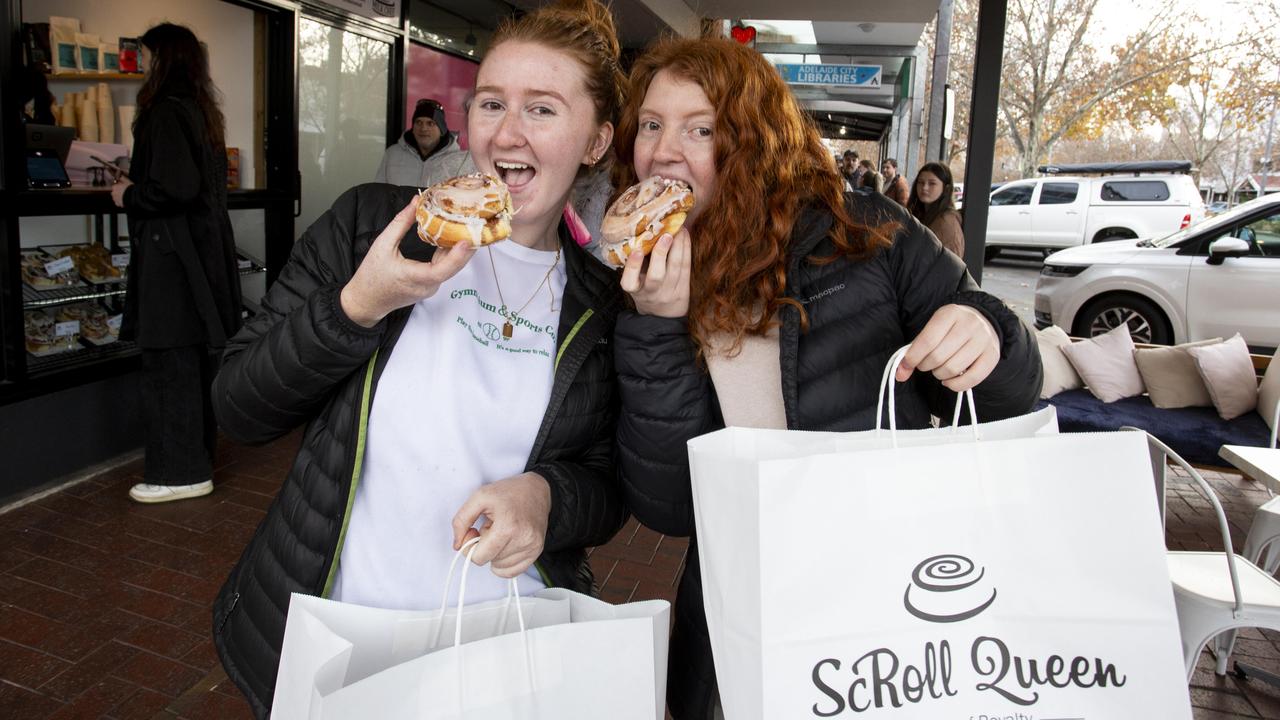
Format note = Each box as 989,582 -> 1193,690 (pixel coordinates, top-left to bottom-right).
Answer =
297,16 -> 393,234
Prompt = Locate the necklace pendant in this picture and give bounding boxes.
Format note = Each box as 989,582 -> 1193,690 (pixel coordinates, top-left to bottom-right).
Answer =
502,321 -> 513,339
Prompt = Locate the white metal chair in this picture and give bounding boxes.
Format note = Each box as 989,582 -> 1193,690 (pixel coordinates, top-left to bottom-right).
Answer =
1240,401 -> 1280,573
1138,431 -> 1280,680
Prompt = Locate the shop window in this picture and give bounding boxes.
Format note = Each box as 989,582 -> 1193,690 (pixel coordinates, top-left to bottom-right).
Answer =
406,43 -> 479,148
297,19 -> 391,234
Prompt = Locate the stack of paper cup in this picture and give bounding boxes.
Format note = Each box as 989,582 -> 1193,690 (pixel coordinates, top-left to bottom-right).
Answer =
118,106 -> 136,154
97,83 -> 115,145
59,93 -> 78,131
78,91 -> 98,143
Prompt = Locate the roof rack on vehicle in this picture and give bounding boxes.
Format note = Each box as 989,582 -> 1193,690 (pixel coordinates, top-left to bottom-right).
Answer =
1036,160 -> 1194,176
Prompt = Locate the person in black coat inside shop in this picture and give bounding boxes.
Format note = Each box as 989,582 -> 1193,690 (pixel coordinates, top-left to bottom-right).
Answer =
111,23 -> 242,504
610,38 -> 1042,719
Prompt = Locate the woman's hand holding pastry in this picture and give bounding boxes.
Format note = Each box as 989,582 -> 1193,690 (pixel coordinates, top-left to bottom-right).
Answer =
897,304 -> 1000,392
620,230 -> 691,318
451,472 -> 552,578
340,196 -> 475,327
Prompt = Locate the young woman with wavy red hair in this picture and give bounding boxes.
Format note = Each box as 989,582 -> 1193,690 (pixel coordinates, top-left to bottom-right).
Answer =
611,38 -> 1042,719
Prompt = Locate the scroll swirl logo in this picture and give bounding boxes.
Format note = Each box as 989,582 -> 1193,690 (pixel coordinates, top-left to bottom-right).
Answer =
903,554 -> 997,623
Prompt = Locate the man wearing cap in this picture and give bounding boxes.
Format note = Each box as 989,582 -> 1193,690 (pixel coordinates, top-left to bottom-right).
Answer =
374,98 -> 475,187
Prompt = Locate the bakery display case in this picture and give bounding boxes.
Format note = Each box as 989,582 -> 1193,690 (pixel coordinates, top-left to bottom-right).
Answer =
0,0 -> 300,495
1,0 -> 298,402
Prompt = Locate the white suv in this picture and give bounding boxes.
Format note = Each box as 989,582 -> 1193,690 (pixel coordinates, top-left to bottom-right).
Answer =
986,162 -> 1206,259
1034,193 -> 1280,352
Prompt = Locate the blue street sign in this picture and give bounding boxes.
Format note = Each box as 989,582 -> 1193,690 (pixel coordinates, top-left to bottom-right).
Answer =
775,63 -> 882,88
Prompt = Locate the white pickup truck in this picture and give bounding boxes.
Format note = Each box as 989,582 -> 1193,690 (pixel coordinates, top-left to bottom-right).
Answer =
984,161 -> 1206,260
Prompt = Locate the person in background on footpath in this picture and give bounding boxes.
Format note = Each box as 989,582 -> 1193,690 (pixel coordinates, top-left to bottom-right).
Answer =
834,154 -> 850,190
859,165 -> 884,195
907,161 -> 965,258
374,97 -> 475,187
110,23 -> 242,504
209,1 -> 628,716
610,37 -> 1041,719
882,157 -> 909,206
844,149 -> 866,188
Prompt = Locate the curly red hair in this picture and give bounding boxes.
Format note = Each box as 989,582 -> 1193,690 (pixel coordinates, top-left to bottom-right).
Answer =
614,38 -> 893,355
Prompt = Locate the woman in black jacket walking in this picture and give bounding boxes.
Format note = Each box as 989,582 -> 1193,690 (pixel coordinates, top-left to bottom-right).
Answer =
111,23 -> 242,504
209,1 -> 629,715
611,39 -> 1042,719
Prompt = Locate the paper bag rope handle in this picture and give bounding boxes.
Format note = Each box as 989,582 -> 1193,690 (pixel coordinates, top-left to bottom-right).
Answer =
430,537 -> 538,700
429,536 -> 529,649
875,345 -> 980,448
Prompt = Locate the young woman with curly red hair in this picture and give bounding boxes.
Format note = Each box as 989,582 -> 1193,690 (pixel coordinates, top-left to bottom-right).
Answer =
611,39 -> 1042,719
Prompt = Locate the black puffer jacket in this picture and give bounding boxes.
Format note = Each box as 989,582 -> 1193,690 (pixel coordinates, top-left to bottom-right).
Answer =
616,193 -> 1042,719
211,184 -> 626,718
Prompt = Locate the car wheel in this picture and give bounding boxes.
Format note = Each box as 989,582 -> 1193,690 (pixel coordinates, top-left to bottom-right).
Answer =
1074,295 -> 1172,345
984,247 -> 1000,261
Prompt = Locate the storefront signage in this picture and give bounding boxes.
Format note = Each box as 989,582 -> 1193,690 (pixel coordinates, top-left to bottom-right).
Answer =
775,63 -> 882,88
313,0 -> 400,24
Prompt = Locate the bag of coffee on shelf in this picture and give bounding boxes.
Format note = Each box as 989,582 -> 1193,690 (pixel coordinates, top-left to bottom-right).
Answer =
76,32 -> 101,73
226,148 -> 241,189
101,43 -> 119,72
49,17 -> 80,74
22,23 -> 52,73
118,38 -> 139,73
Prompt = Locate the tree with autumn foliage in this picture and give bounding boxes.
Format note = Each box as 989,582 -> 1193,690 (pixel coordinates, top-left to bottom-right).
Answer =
932,0 -> 1277,179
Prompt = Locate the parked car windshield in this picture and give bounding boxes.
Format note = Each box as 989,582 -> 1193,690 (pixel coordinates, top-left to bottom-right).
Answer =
1143,195 -> 1280,247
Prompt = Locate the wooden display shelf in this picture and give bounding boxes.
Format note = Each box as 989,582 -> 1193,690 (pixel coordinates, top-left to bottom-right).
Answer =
45,72 -> 143,81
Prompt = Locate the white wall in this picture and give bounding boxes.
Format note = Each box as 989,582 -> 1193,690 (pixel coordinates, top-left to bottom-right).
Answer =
27,0 -> 257,186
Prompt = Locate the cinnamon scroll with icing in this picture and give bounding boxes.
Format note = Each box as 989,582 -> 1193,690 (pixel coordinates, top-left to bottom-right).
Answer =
599,176 -> 694,268
415,173 -> 514,248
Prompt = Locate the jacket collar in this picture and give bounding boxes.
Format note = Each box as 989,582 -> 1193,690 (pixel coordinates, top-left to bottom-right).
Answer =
787,202 -> 836,272
402,131 -> 455,160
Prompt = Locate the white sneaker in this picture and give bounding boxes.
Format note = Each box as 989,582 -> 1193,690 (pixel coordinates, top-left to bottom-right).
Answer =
128,480 -> 214,503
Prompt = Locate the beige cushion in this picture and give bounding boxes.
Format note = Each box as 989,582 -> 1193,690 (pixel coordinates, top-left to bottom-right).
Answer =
1188,334 -> 1258,420
1060,324 -> 1146,403
1036,325 -> 1083,399
1132,338 -> 1222,409
1257,345 -> 1280,443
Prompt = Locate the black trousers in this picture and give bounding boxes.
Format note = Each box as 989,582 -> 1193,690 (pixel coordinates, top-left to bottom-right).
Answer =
139,345 -> 216,485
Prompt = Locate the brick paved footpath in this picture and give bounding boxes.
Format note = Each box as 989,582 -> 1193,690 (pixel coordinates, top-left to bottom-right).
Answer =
1,431 -> 1279,718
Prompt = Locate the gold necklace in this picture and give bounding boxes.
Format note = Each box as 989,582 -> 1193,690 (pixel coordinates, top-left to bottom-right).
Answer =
487,245 -> 561,339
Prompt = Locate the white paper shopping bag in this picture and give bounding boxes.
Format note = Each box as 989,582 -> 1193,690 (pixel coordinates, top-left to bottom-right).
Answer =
272,588 -> 573,719
314,588 -> 670,719
688,428 -> 1191,720
272,538 -> 670,720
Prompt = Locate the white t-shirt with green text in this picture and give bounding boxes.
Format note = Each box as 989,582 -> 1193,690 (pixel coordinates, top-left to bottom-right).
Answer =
331,239 -> 566,610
